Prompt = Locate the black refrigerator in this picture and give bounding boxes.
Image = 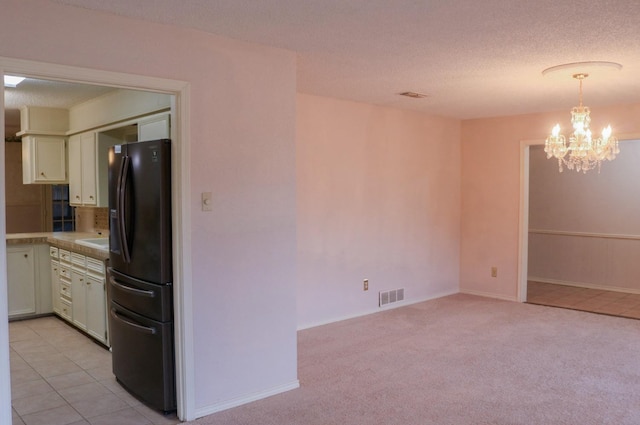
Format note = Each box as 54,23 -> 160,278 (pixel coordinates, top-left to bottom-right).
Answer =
107,139 -> 176,412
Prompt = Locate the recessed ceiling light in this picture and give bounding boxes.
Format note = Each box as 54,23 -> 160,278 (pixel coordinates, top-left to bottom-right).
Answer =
4,75 -> 26,88
399,91 -> 428,99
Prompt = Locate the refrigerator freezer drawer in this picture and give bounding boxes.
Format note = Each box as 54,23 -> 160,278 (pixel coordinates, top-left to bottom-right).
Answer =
107,268 -> 173,322
110,302 -> 176,412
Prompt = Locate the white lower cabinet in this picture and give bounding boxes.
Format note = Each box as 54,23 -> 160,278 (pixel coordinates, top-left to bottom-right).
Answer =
50,260 -> 61,315
71,269 -> 87,331
7,244 -> 52,319
50,246 -> 108,346
7,245 -> 36,317
85,273 -> 107,343
56,248 -> 73,323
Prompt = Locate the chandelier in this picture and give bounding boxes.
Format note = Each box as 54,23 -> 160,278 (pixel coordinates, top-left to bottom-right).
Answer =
544,73 -> 619,173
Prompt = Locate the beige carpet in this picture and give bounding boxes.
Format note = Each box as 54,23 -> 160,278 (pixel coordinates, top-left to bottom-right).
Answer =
186,294 -> 640,425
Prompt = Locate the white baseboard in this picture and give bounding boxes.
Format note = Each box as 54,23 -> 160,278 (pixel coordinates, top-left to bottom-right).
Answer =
194,380 -> 300,419
297,289 -> 459,331
527,277 -> 640,295
459,289 -> 518,302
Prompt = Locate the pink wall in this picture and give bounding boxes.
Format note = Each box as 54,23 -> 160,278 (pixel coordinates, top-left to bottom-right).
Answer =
297,94 -> 461,328
529,142 -> 640,234
1,0 -> 297,416
461,103 -> 640,300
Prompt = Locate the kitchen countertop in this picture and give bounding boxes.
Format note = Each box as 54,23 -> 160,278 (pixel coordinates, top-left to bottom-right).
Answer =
7,232 -> 110,260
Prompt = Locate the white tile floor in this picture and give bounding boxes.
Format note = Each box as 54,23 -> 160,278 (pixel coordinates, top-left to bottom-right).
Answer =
527,281 -> 640,319
9,316 -> 180,425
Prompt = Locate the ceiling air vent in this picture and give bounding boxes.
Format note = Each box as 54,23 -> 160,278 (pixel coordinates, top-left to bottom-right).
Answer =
399,91 -> 428,99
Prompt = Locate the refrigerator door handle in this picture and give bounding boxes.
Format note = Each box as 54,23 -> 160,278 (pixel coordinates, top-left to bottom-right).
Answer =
110,308 -> 157,335
109,276 -> 156,298
117,155 -> 132,263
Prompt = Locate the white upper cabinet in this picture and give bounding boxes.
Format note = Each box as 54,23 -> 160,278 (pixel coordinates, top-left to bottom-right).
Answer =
19,107 -> 69,185
69,132 -> 98,206
68,134 -> 82,203
138,112 -> 171,141
19,93 -> 172,186
20,106 -> 68,135
21,135 -> 68,184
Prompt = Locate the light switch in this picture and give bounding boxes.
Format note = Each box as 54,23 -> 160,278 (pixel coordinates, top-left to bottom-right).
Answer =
201,192 -> 212,212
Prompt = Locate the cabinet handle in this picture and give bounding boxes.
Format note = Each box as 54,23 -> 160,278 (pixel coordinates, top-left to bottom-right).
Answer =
86,281 -> 91,285
89,196 -> 94,199
40,172 -> 45,176
23,254 -> 28,258
76,195 -> 80,199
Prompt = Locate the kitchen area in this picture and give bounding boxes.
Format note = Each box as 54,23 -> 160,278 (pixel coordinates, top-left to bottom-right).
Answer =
5,77 -> 179,424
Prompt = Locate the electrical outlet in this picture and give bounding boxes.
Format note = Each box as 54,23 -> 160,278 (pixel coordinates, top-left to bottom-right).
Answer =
491,266 -> 498,278
363,279 -> 369,291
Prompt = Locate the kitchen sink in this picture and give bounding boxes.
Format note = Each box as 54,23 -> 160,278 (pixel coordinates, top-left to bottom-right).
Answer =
75,237 -> 109,250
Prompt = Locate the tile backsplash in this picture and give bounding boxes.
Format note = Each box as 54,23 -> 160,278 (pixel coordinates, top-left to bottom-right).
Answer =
75,207 -> 109,233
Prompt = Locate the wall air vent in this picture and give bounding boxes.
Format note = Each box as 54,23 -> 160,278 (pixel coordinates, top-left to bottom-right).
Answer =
379,288 -> 405,307
399,91 -> 428,99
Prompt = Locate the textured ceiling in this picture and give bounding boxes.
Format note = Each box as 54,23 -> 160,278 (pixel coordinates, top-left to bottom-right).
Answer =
4,78 -> 113,110
4,79 -> 115,134
23,1 -> 640,118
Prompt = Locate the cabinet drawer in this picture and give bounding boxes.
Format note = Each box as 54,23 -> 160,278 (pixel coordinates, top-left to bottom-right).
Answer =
59,265 -> 71,280
60,298 -> 72,322
60,281 -> 72,301
71,252 -> 86,268
59,249 -> 71,264
86,257 -> 105,275
50,246 -> 59,259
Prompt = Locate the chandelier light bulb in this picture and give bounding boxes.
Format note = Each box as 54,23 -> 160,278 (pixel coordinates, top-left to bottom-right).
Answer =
544,73 -> 619,173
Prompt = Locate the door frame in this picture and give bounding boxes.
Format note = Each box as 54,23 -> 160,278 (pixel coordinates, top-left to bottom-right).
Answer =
0,57 -> 195,421
517,134 -> 640,303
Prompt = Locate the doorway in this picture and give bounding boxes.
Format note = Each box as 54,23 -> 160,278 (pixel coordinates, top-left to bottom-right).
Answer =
1,57 -> 193,421
518,138 -> 640,319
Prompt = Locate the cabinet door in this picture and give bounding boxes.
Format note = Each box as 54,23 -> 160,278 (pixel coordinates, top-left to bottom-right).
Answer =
138,113 -> 170,141
50,260 -> 61,315
68,135 -> 83,205
81,132 -> 97,205
71,270 -> 87,331
7,246 -> 36,317
86,275 -> 107,344
25,136 -> 67,183
68,132 -> 97,206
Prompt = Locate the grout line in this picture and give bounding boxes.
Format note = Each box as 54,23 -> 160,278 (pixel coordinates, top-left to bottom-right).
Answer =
526,281 -> 640,321
10,316 -> 180,425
